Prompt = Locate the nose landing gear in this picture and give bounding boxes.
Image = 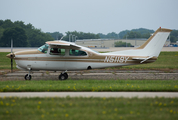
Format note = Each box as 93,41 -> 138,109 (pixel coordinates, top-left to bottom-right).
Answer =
25,68 -> 32,80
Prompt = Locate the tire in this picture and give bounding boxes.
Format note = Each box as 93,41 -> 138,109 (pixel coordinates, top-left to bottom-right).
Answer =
64,73 -> 68,79
59,73 -> 68,80
25,74 -> 32,80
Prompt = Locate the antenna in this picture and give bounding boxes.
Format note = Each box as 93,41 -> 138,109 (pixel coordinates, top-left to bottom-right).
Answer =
59,36 -> 64,41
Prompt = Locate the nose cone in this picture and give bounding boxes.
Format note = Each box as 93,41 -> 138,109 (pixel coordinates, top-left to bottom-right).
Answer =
6,53 -> 15,59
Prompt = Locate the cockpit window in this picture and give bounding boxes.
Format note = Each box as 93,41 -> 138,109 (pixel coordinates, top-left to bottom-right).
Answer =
69,49 -> 87,56
38,44 -> 49,53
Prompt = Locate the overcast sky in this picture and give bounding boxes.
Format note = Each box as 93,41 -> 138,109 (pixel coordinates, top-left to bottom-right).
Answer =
0,0 -> 178,34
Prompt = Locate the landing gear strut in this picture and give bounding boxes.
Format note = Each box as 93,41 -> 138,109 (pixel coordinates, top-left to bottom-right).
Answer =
59,71 -> 68,80
25,68 -> 32,80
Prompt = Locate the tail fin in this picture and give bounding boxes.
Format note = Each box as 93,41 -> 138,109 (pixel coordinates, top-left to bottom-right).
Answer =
137,27 -> 172,57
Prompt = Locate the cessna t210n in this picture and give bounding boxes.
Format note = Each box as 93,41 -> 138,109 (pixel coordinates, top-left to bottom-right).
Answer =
7,27 -> 172,80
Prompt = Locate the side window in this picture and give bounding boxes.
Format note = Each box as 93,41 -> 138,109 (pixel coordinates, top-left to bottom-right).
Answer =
69,49 -> 87,56
50,48 -> 65,56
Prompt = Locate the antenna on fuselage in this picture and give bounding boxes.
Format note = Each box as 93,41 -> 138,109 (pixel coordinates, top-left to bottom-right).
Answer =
59,36 -> 64,41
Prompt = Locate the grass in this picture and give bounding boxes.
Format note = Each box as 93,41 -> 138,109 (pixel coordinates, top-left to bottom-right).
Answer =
1,52 -> 178,120
0,97 -> 178,120
0,52 -> 178,70
0,80 -> 178,92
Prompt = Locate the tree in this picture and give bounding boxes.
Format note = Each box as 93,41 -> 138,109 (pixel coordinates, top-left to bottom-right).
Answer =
170,30 -> 178,43
0,19 -> 54,47
46,32 -> 63,40
0,27 -> 28,47
120,28 -> 154,39
123,31 -> 141,39
27,28 -> 53,47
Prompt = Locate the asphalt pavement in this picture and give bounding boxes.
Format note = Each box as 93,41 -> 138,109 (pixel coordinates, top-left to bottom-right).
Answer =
1,70 -> 178,80
0,92 -> 178,98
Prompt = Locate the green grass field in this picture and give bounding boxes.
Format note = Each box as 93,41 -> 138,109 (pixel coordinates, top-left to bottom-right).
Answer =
0,52 -> 178,70
1,80 -> 178,92
1,52 -> 178,120
0,97 -> 178,120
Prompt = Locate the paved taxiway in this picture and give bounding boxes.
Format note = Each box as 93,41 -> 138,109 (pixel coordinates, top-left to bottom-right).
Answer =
1,70 -> 178,80
0,92 -> 178,98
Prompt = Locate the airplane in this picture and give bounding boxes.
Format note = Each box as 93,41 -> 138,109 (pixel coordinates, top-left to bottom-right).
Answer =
6,27 -> 172,80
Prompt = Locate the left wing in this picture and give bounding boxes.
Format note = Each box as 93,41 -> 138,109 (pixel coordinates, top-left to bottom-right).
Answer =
46,40 -> 81,49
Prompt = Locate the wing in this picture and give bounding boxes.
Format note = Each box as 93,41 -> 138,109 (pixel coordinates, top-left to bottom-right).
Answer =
46,41 -> 81,49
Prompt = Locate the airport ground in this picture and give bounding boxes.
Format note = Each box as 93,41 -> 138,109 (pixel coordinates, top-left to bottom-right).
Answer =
0,48 -> 178,119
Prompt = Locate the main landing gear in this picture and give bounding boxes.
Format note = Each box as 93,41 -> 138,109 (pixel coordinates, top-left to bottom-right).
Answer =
59,71 -> 68,80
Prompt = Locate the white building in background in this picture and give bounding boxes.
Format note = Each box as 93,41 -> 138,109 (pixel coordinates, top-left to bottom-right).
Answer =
76,39 -> 170,48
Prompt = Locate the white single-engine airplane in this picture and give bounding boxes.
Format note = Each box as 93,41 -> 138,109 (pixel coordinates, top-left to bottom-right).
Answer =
7,27 -> 172,80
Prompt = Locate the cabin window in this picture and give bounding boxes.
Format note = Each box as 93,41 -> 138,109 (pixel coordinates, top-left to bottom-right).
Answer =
69,49 -> 87,56
50,48 -> 65,56
38,44 -> 49,53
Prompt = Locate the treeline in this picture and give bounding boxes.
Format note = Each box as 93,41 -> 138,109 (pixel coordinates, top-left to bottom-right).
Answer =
48,28 -> 155,41
0,19 -> 53,47
98,28 -> 154,39
49,28 -> 178,43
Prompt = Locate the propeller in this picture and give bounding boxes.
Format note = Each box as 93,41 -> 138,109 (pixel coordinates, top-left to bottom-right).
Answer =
6,39 -> 15,73
11,39 -> 13,73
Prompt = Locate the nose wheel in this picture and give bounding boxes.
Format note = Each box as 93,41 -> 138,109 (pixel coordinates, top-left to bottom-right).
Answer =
24,68 -> 32,80
59,72 -> 68,80
25,74 -> 32,80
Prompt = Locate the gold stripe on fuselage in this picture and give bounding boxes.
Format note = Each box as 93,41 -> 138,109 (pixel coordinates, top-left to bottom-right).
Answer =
14,55 -> 157,64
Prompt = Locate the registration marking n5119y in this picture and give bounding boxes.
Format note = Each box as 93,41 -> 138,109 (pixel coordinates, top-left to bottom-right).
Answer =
104,56 -> 129,63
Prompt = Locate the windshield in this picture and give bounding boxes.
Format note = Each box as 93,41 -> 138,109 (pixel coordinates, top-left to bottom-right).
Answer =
38,44 -> 49,53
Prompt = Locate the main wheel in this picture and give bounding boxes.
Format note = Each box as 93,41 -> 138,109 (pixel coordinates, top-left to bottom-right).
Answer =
59,73 -> 68,80
64,73 -> 68,79
25,74 -> 32,80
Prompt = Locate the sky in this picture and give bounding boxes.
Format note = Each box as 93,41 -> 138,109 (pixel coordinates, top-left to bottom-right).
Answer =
0,0 -> 178,34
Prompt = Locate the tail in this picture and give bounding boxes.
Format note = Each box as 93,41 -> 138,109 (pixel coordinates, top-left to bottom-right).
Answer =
136,27 -> 172,57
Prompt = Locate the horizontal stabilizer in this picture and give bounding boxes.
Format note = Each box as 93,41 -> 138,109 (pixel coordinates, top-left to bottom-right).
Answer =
132,56 -> 154,63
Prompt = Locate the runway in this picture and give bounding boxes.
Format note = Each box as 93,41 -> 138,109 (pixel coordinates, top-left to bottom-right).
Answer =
0,92 -> 178,98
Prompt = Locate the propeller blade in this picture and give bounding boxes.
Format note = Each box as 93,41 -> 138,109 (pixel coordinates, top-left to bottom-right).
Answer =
11,39 -> 13,53
11,39 -> 13,73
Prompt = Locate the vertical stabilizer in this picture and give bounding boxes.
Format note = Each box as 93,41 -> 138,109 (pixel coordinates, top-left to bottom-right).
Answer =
137,27 -> 172,57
